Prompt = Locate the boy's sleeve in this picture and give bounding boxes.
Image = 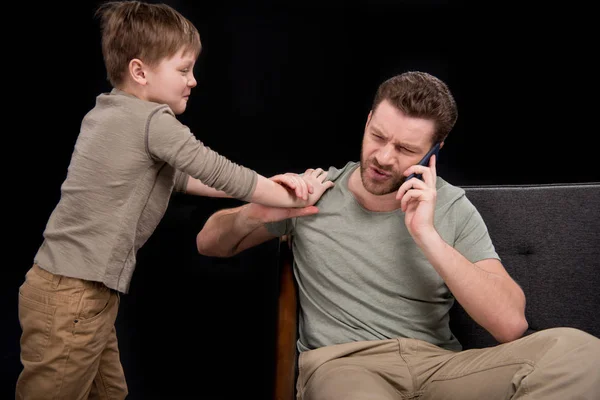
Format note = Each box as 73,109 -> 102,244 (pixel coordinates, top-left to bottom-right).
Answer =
173,170 -> 189,193
146,108 -> 257,201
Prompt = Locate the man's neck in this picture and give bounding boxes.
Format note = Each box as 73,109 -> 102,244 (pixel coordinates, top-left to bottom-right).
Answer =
348,166 -> 403,212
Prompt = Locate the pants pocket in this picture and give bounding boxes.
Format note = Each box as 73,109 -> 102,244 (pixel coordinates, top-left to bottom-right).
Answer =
76,288 -> 113,325
18,288 -> 57,362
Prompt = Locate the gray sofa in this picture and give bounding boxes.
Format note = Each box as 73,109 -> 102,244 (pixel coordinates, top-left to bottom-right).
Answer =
273,182 -> 600,399
449,183 -> 600,349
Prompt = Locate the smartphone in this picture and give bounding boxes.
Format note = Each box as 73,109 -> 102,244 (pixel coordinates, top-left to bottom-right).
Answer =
406,142 -> 441,181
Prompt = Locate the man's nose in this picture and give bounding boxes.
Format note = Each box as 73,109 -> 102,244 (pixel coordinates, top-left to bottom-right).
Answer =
375,144 -> 394,165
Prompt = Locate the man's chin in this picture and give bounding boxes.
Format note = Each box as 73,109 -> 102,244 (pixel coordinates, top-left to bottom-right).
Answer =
360,167 -> 402,195
363,181 -> 399,196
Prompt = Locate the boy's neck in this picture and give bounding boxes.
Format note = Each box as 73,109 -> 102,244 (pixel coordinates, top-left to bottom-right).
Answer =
116,80 -> 147,101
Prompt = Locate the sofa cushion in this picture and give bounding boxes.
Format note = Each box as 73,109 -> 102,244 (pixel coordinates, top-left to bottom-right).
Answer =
449,183 -> 600,349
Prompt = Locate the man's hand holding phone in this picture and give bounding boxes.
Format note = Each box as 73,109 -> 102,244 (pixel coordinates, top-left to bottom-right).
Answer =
396,142 -> 441,239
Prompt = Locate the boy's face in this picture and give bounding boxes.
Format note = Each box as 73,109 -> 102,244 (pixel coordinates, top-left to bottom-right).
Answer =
144,48 -> 197,114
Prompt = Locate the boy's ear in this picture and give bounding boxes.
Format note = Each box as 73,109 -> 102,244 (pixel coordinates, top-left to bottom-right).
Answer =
129,58 -> 147,85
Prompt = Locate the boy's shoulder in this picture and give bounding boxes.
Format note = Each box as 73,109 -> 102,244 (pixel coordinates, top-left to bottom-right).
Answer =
90,88 -> 183,131
97,88 -> 173,116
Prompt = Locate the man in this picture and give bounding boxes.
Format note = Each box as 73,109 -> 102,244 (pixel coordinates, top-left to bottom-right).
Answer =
196,71 -> 600,399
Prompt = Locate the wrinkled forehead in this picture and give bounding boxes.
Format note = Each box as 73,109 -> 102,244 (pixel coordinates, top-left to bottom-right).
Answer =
369,101 -> 436,146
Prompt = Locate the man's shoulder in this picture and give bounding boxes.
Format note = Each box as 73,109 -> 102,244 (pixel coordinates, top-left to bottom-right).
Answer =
324,161 -> 359,182
436,176 -> 468,207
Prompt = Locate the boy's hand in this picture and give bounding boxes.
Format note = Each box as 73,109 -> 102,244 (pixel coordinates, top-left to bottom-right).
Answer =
240,171 -> 326,224
269,168 -> 334,207
300,168 -> 335,206
269,172 -> 314,201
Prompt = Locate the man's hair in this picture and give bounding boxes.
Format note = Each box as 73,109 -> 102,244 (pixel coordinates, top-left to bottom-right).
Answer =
95,1 -> 202,87
372,71 -> 458,143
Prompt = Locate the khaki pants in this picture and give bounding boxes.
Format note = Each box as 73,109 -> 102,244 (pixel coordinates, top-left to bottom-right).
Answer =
16,264 -> 128,400
297,328 -> 600,400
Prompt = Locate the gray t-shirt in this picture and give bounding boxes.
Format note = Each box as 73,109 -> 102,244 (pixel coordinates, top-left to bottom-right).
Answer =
267,161 -> 499,351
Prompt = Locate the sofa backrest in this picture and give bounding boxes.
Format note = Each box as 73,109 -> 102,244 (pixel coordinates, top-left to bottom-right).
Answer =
450,183 -> 600,349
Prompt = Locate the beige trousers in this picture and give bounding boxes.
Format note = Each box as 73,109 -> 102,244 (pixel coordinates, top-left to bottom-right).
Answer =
297,327 -> 600,400
15,264 -> 128,400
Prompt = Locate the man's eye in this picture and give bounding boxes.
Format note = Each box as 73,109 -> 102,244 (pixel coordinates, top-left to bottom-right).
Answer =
181,69 -> 189,73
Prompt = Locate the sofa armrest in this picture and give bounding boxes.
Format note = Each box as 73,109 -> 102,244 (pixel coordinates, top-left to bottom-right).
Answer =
273,237 -> 298,400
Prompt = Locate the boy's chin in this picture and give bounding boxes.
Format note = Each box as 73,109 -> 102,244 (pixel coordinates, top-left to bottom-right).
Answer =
172,105 -> 186,115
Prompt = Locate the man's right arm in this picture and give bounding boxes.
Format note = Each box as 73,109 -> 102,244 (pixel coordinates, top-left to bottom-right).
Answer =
196,203 -> 319,257
197,168 -> 334,257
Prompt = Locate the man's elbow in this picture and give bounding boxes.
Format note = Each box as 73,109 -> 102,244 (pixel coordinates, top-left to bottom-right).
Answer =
494,316 -> 529,343
196,232 -> 228,258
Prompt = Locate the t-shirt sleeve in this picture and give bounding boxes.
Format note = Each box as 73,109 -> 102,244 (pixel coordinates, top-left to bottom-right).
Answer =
265,218 -> 294,237
452,197 -> 501,263
146,108 -> 257,201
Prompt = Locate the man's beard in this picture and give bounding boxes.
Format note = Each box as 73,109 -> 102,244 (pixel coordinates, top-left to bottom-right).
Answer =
359,155 -> 405,196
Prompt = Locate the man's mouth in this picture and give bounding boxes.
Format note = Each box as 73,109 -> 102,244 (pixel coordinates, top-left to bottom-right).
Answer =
369,165 -> 391,180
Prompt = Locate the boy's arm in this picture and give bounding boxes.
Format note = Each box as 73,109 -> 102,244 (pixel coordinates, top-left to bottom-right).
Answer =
249,172 -> 333,207
184,172 -> 322,201
149,111 -> 328,207
185,176 -> 231,198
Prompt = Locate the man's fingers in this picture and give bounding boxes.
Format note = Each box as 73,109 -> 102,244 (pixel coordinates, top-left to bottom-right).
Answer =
288,206 -> 319,218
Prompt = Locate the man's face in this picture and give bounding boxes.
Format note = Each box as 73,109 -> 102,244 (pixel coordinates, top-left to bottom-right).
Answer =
360,100 -> 437,195
144,48 -> 197,115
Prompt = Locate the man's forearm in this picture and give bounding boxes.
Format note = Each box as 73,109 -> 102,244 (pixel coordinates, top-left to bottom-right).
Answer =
196,205 -> 264,257
416,231 -> 528,342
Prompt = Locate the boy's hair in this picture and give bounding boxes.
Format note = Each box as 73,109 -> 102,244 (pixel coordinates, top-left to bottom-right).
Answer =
95,1 -> 202,87
372,71 -> 458,143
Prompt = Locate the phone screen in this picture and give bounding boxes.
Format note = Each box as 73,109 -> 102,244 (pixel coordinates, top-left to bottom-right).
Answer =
406,142 -> 441,181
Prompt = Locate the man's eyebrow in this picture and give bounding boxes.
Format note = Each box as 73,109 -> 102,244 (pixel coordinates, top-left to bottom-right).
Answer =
391,137 -> 420,152
370,126 -> 387,136
396,142 -> 419,152
370,124 -> 422,152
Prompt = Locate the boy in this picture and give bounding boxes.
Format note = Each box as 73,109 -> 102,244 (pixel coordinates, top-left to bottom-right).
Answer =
15,1 -> 333,399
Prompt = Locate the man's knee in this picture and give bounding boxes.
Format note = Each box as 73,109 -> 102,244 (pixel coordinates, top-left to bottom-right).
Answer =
535,327 -> 599,348
532,327 -> 600,371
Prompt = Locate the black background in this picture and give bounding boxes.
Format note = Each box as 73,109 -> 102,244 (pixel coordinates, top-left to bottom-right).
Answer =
3,1 -> 598,398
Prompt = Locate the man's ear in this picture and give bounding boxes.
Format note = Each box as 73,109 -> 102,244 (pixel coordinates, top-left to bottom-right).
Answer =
129,58 -> 147,85
365,110 -> 373,129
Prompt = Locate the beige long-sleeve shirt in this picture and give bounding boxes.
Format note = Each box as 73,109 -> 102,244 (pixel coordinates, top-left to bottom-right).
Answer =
34,89 -> 257,293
